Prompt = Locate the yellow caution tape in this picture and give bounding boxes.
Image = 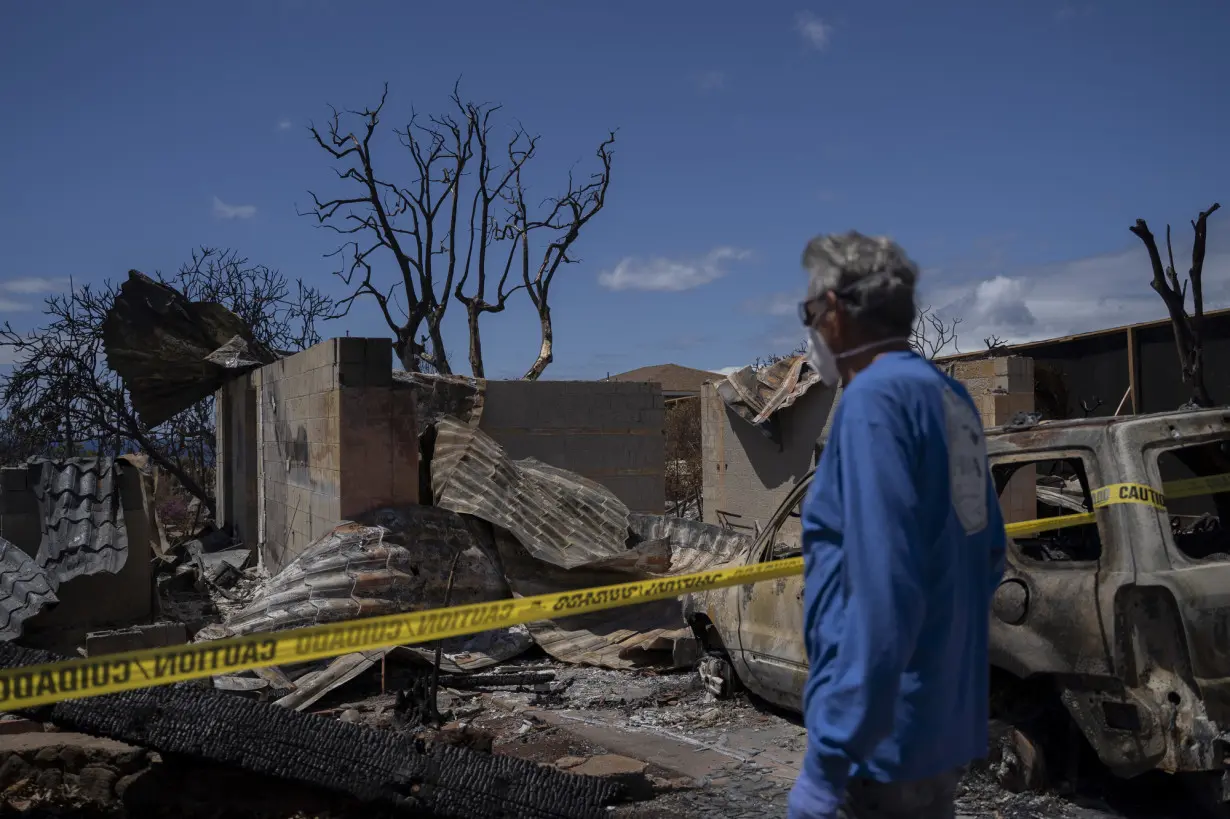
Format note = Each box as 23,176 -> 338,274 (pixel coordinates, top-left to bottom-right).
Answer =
0,557 -> 805,710
1004,473 -> 1230,538
1091,482 -> 1167,511
5,471 -> 1229,710
1005,512 -> 1095,539
1165,472 -> 1230,500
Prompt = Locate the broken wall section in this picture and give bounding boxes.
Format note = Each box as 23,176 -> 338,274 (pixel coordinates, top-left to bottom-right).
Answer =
701,380 -> 837,535
701,355 -> 1036,535
227,338 -> 419,574
0,461 -> 155,651
218,338 -> 669,571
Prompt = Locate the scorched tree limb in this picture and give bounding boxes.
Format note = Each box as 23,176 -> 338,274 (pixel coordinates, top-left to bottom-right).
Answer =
1129,202 -> 1221,408
304,82 -> 617,380
511,131 -> 617,381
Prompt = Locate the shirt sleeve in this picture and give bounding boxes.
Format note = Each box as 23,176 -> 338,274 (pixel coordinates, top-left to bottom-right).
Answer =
806,386 -> 927,797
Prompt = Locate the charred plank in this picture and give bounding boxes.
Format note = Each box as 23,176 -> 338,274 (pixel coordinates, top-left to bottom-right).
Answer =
0,643 -> 621,818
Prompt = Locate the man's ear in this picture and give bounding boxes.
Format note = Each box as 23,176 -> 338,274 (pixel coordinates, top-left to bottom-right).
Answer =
824,292 -> 844,337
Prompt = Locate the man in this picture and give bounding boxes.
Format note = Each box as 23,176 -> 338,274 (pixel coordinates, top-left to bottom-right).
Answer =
787,232 -> 1007,819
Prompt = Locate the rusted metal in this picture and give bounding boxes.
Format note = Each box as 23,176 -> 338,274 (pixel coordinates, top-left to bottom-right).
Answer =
716,355 -> 827,441
686,407 -> 1230,786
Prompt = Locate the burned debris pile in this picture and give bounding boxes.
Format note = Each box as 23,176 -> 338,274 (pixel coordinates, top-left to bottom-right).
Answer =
0,641 -> 623,819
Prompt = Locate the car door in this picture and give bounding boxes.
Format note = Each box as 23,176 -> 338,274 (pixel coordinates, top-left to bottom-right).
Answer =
737,475 -> 811,711
988,449 -> 1114,679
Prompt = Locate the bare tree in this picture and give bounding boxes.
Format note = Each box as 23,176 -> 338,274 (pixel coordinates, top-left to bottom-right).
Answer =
1130,202 -> 1221,408
304,83 -> 616,379
754,340 -> 808,370
0,249 -> 333,514
910,305 -> 962,359
984,335 -> 1008,352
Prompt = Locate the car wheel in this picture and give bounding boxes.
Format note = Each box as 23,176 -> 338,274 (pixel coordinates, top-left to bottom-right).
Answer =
987,718 -> 1049,793
698,652 -> 739,699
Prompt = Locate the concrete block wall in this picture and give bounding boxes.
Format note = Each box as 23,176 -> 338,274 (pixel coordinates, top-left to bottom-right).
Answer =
478,380 -> 666,513
249,338 -> 419,574
221,338 -> 668,568
949,356 -> 1037,524
701,381 -> 838,535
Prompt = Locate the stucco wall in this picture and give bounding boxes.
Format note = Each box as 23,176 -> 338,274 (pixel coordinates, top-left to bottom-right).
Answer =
700,380 -> 837,534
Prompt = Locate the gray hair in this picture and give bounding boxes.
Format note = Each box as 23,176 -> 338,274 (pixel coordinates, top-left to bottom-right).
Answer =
802,231 -> 919,337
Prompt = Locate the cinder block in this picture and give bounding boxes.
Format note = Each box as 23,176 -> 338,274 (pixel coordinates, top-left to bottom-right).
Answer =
86,623 -> 187,657
363,340 -> 393,387
336,336 -> 368,365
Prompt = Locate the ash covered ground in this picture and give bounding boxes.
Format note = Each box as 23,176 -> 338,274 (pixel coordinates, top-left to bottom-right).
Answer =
304,658 -> 1209,819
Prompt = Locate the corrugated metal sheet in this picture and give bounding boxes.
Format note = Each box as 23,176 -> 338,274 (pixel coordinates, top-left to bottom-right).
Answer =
31,458 -> 128,590
716,355 -> 827,440
102,270 -> 277,427
0,537 -> 58,642
626,513 -> 752,576
431,418 -> 632,569
198,505 -> 531,678
214,420 -> 760,676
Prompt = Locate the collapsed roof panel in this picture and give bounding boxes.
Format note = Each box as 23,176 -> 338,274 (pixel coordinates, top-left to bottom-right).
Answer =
430,417 -> 632,569
0,537 -> 58,642
102,271 -> 277,427
31,458 -> 128,590
197,505 -> 532,679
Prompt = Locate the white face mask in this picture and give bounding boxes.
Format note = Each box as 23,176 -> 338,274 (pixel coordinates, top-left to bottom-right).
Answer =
806,328 -> 840,387
807,329 -> 910,386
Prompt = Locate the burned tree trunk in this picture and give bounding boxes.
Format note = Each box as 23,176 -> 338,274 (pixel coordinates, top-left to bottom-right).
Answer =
306,83 -> 616,380
1129,202 -> 1221,408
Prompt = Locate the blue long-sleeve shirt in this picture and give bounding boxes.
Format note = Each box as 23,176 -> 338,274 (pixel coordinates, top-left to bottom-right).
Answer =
797,350 -> 1007,808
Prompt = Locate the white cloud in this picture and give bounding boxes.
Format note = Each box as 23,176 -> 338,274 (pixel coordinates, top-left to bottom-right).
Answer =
924,235 -> 1230,352
712,366 -> 743,377
795,11 -> 831,50
277,118 -> 293,131
1,277 -> 69,294
598,247 -> 751,292
1054,4 -> 1093,21
0,298 -> 30,313
743,292 -> 799,317
212,196 -> 257,220
693,70 -> 726,92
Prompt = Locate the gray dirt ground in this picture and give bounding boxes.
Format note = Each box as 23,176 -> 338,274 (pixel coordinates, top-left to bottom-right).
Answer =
326,660 -> 1207,818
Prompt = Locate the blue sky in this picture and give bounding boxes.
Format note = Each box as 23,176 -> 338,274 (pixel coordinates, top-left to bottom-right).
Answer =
2,1 -> 1229,380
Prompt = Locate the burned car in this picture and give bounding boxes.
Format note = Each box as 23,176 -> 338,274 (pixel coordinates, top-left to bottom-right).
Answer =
683,407 -> 1230,796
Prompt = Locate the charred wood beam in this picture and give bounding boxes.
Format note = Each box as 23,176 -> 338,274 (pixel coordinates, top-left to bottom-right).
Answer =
0,643 -> 621,818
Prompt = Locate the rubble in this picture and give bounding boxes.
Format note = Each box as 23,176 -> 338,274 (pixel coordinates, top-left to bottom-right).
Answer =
0,641 -> 627,818
6,318 -> 1230,817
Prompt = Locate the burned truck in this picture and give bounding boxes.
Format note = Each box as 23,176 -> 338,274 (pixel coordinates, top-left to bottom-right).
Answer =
683,407 -> 1230,797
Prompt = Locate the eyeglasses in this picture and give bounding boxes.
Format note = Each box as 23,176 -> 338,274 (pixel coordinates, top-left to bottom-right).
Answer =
798,297 -> 825,328
799,289 -> 852,327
